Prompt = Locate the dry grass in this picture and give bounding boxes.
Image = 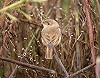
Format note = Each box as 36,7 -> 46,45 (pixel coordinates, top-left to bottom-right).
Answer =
0,0 -> 100,78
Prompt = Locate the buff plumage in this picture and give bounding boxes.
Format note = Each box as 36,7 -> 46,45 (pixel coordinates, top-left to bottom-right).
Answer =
41,19 -> 61,59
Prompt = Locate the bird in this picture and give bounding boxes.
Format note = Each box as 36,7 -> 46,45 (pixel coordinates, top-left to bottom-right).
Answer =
41,19 -> 61,59
96,56 -> 100,78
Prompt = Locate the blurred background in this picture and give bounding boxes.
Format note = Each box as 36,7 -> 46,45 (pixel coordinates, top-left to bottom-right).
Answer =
0,0 -> 100,78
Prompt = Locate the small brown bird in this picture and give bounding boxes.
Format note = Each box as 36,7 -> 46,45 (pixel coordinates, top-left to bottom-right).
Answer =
41,19 -> 61,59
96,56 -> 100,78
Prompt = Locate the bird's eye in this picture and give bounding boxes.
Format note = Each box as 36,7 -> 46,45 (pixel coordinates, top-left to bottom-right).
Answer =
47,22 -> 50,25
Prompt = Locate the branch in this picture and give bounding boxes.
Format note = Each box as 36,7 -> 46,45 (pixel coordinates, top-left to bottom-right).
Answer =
84,0 -> 96,77
67,63 -> 96,78
84,0 -> 95,64
54,52 -> 69,77
9,32 -> 38,78
0,56 -> 56,75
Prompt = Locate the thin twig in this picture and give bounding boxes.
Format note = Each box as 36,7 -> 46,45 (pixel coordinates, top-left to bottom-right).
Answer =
54,52 -> 69,77
95,0 -> 100,15
0,0 -> 9,66
9,66 -> 18,78
70,32 -> 83,51
0,56 -> 96,78
9,32 -> 39,78
0,56 -> 56,74
67,63 -> 96,78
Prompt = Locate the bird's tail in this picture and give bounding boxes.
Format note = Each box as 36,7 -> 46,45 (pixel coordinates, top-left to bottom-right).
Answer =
45,47 -> 53,59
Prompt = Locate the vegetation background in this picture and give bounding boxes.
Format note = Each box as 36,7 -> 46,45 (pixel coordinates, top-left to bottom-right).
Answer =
0,0 -> 100,78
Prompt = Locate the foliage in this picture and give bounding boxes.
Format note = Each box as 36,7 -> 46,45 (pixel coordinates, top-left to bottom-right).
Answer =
0,0 -> 99,78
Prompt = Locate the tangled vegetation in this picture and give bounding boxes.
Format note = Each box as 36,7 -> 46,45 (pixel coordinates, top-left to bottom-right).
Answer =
0,0 -> 100,78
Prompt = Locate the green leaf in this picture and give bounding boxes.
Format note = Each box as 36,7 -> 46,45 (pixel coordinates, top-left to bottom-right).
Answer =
61,0 -> 69,14
6,12 -> 18,21
18,9 -> 32,21
30,0 -> 47,3
0,0 -> 26,12
0,68 -> 4,78
74,10 -> 79,23
91,0 -> 96,8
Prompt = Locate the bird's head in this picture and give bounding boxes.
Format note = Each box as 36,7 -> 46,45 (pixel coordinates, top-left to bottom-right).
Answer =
42,19 -> 59,28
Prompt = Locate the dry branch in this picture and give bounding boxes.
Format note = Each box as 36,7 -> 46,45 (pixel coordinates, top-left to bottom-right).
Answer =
0,56 -> 56,75
0,56 -> 96,78
67,63 -> 95,78
54,52 -> 69,77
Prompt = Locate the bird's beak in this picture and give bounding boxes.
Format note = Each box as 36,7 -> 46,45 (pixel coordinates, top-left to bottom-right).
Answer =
42,24 -> 48,28
41,22 -> 47,28
41,20 -> 47,28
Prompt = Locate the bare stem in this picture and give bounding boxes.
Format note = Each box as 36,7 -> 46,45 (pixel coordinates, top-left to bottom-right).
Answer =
67,63 -> 95,78
54,52 -> 69,77
0,56 -> 56,75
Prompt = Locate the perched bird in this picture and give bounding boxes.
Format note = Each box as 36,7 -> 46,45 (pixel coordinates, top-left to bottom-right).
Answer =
96,56 -> 100,78
41,19 -> 61,59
